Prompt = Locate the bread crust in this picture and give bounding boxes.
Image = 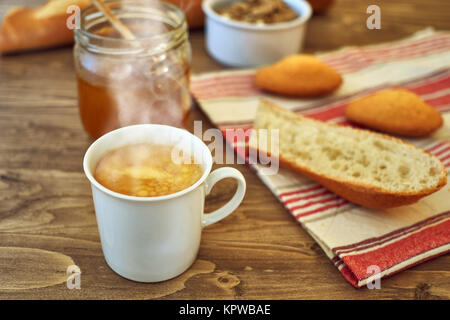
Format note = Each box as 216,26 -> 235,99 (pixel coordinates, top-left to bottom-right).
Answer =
345,89 -> 444,137
254,54 -> 343,97
279,158 -> 445,209
253,99 -> 447,209
0,0 -> 90,54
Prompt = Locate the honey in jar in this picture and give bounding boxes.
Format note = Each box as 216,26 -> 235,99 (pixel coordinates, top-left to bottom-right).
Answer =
74,0 -> 191,140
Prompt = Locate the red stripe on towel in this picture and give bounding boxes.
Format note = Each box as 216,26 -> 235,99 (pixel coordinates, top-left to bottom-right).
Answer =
434,145 -> 450,157
279,185 -> 324,198
295,200 -> 349,219
427,141 -> 448,152
321,34 -> 448,64
290,196 -> 341,212
439,153 -> 450,163
341,219 -> 450,280
283,190 -> 332,204
333,211 -> 450,255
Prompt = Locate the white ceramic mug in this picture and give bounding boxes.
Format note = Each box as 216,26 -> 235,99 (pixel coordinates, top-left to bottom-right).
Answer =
83,124 -> 246,282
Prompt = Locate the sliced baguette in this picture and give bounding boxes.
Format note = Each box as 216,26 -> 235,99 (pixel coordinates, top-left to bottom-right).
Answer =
250,99 -> 447,208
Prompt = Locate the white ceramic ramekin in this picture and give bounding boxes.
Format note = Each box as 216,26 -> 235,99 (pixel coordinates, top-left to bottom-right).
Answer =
202,0 -> 312,67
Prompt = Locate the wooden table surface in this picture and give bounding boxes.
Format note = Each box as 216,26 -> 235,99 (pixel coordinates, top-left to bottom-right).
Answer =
1,0 -> 449,300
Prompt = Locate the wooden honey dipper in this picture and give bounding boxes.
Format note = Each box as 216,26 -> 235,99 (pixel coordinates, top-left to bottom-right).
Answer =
90,0 -> 136,40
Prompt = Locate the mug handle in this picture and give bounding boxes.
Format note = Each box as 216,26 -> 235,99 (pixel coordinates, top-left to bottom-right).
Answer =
202,167 -> 246,227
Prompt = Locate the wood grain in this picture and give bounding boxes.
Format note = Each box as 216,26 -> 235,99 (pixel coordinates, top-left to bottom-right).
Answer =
0,247 -> 74,290
0,0 -> 449,299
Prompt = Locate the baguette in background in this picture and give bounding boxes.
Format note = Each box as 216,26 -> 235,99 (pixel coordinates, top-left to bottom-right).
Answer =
0,0 -> 90,54
165,0 -> 204,29
250,100 -> 447,208
0,0 -> 205,54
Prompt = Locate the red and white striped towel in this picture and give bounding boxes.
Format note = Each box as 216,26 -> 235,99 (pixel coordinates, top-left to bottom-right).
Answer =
191,28 -> 450,287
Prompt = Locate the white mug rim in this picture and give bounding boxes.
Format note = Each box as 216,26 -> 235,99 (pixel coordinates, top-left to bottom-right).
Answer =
83,124 -> 213,202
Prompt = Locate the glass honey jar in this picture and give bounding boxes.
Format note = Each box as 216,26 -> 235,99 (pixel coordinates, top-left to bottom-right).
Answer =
74,0 -> 191,140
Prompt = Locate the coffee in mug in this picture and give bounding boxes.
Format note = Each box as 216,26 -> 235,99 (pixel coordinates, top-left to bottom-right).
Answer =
94,143 -> 203,197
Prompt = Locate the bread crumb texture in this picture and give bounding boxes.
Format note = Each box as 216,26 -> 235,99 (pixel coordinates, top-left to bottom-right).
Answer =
254,100 -> 445,194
